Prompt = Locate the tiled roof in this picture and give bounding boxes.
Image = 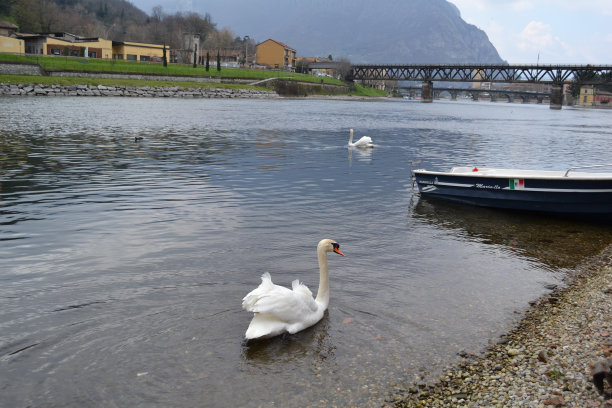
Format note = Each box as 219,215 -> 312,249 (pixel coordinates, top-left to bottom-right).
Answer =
0,20 -> 18,30
257,39 -> 296,52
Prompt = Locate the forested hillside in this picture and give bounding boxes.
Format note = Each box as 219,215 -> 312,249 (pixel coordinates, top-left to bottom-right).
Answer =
0,0 -> 248,53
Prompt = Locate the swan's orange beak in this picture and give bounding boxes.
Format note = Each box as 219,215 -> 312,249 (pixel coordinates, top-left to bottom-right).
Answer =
334,248 -> 344,256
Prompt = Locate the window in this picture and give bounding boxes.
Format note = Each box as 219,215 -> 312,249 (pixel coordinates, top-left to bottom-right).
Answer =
126,54 -> 137,61
88,51 -> 97,58
51,48 -> 61,55
69,49 -> 79,57
140,55 -> 150,62
584,96 -> 587,103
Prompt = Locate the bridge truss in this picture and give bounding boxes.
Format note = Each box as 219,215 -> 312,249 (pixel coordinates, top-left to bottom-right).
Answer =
351,64 -> 612,84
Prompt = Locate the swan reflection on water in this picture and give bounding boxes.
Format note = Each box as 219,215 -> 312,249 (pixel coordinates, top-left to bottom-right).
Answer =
348,146 -> 372,166
241,311 -> 334,365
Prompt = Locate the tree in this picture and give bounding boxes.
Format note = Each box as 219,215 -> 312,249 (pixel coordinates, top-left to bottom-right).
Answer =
193,43 -> 197,68
569,69 -> 598,97
0,0 -> 19,16
295,60 -> 308,74
205,51 -> 210,72
216,50 -> 221,71
335,58 -> 353,81
163,42 -> 167,67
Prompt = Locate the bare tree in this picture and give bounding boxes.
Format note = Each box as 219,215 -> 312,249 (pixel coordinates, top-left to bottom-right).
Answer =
13,0 -> 61,32
335,58 -> 353,81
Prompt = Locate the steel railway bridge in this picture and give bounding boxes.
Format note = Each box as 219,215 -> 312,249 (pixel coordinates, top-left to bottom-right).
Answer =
309,62 -> 612,109
349,64 -> 612,109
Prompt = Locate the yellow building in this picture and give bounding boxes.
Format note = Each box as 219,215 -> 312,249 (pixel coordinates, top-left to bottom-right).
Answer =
256,39 -> 296,70
18,32 -> 113,58
112,41 -> 170,62
579,85 -> 594,106
15,33 -> 168,61
0,35 -> 24,54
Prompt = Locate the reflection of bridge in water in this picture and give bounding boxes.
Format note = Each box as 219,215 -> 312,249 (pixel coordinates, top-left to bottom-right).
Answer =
400,86 -> 551,104
346,64 -> 612,110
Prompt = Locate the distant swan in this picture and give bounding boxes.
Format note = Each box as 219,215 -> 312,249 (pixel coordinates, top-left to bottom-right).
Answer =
348,128 -> 374,148
242,239 -> 344,340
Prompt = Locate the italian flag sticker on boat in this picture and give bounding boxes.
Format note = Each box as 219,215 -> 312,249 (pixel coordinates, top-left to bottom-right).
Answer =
509,179 -> 525,190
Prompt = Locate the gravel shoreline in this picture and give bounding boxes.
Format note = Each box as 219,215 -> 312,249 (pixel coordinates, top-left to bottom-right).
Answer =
393,244 -> 612,407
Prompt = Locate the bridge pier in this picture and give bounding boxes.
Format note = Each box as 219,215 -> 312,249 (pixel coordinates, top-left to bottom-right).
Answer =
421,81 -> 433,103
550,84 -> 563,110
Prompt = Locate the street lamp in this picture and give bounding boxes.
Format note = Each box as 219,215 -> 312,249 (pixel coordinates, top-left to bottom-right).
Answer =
244,35 -> 250,67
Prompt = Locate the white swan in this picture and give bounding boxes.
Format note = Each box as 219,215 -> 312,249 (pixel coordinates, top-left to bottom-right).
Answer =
242,239 -> 344,340
348,128 -> 374,148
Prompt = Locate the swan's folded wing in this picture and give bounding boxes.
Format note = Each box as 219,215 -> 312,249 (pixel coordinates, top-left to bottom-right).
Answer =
243,285 -> 318,322
355,136 -> 373,146
291,279 -> 313,298
244,313 -> 287,339
242,272 -> 275,311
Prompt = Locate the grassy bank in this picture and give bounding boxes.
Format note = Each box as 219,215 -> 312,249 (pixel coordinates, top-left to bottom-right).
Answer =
350,83 -> 388,97
0,53 -> 345,85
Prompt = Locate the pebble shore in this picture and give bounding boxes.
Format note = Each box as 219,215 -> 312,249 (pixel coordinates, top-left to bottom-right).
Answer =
393,245 -> 612,408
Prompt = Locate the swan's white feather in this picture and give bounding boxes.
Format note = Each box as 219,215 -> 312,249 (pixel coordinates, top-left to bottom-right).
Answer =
244,313 -> 288,339
352,136 -> 373,147
242,273 -> 320,334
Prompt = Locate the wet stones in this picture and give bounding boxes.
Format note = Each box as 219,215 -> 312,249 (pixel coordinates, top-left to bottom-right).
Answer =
0,83 -> 278,99
394,245 -> 612,407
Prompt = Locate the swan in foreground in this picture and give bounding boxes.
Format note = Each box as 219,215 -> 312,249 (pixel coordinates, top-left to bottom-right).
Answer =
348,128 -> 374,148
242,239 -> 344,340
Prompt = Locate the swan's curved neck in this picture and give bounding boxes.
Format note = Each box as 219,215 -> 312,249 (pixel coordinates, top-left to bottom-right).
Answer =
315,247 -> 330,309
349,129 -> 354,145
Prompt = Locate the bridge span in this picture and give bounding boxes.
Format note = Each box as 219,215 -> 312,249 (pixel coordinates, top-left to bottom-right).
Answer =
400,86 -> 550,104
349,64 -> 612,109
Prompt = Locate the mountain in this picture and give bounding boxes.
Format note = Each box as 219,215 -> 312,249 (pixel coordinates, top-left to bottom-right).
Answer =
8,0 -> 504,64
196,0 -> 505,64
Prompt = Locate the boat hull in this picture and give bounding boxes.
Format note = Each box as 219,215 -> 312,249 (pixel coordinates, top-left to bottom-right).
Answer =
412,169 -> 612,215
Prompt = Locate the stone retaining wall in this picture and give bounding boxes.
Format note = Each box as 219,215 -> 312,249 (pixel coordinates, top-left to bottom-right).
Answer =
0,62 -> 44,76
0,83 -> 278,98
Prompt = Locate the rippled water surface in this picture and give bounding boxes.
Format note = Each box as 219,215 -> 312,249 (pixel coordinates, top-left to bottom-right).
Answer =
1,97 -> 611,407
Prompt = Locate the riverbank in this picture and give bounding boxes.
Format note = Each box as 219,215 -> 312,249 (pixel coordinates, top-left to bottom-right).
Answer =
392,245 -> 612,407
0,82 -> 277,98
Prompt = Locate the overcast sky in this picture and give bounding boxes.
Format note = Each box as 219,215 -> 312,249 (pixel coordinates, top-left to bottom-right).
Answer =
129,0 -> 612,65
450,0 -> 612,64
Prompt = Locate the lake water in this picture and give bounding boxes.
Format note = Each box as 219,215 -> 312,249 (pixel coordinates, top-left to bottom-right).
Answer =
1,97 -> 611,407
